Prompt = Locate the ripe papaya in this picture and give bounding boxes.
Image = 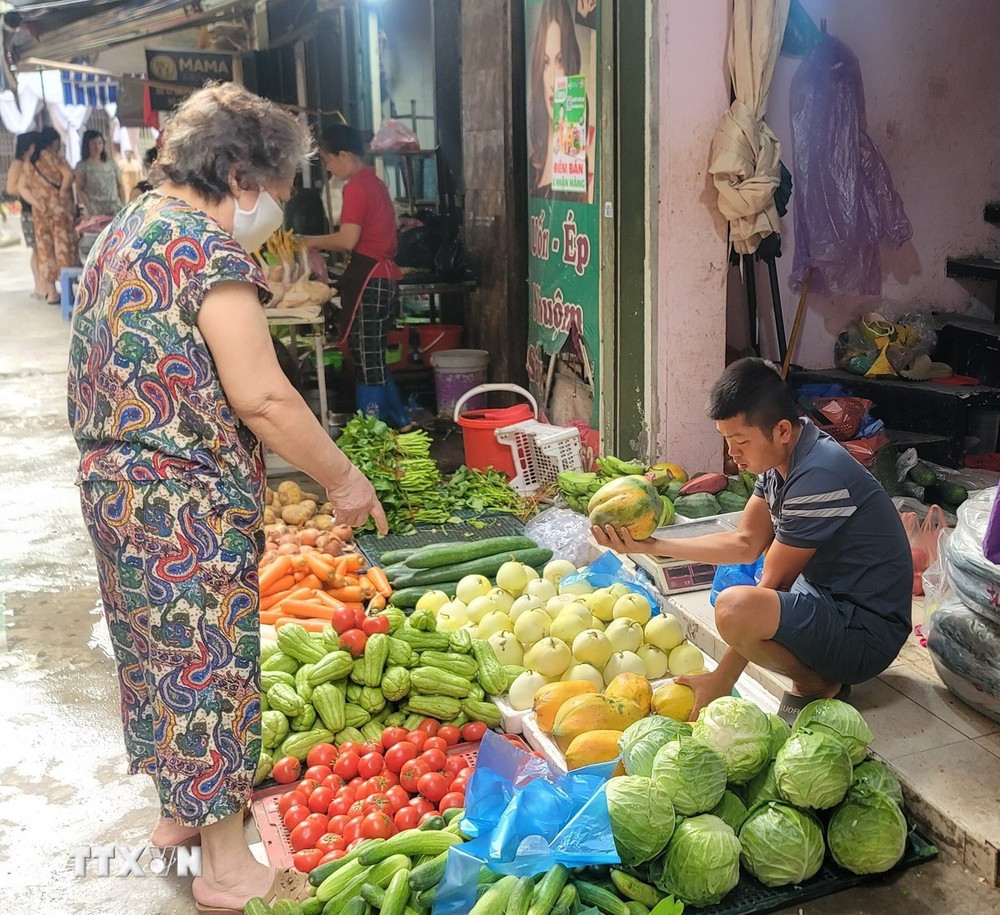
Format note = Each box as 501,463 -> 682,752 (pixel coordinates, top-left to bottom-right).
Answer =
565,729 -> 626,773
717,490 -> 750,513
533,680 -> 600,734
604,672 -> 653,716
551,693 -> 645,751
651,681 -> 696,721
588,475 -> 663,541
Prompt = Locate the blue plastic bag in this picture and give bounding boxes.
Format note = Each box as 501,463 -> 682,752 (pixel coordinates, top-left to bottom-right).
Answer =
433,730 -> 620,914
709,556 -> 764,606
560,551 -> 664,615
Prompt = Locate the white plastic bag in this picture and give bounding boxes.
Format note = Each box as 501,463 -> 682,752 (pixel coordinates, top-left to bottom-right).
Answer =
524,507 -> 593,569
943,488 -> 1000,625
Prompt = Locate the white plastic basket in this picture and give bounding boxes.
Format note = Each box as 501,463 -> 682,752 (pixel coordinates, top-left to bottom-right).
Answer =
494,418 -> 584,494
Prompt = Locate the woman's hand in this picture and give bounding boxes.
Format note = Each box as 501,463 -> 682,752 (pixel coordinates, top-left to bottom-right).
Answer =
326,465 -> 388,534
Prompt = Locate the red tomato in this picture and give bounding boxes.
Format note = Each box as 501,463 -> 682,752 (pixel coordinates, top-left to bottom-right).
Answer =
333,752 -> 361,780
420,748 -> 447,771
348,776 -> 365,790
289,818 -> 327,852
444,756 -> 467,775
361,614 -> 391,636
406,730 -> 428,751
418,718 -> 440,736
277,790 -> 308,816
305,812 -> 329,831
385,785 -> 411,812
364,792 -> 391,814
360,811 -> 395,840
343,816 -> 364,846
370,771 -> 397,791
318,849 -> 346,865
423,736 -> 448,753
326,796 -> 351,818
361,738 -> 382,755
439,792 -> 465,813
400,759 -> 431,793
353,607 -> 367,628
346,837 -> 365,853
450,776 -> 468,794
336,786 -> 357,803
304,764 -> 333,782
306,743 -> 338,768
458,767 -> 475,780
283,804 -> 311,831
296,778 -> 319,799
437,770 -> 456,789
417,771 -> 449,803
461,722 -> 488,742
330,605 -> 356,635
308,786 -> 335,814
408,797 -> 436,816
384,741 -> 418,773
381,727 -> 409,749
271,756 -> 302,784
436,725 -> 461,747
292,848 -> 324,873
340,741 -> 363,757
315,833 -> 346,856
339,628 -> 368,657
419,811 -> 442,826
327,813 -> 350,835
358,752 -> 384,779
393,805 -> 421,831
348,799 -> 366,817
322,774 -> 345,791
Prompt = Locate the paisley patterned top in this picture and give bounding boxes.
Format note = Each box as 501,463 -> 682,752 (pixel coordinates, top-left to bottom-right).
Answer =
67,193 -> 271,506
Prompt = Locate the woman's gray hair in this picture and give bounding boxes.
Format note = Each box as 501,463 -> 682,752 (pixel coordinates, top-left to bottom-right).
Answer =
151,82 -> 314,203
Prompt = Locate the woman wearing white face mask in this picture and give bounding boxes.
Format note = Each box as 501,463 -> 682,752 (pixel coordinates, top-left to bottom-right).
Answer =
67,83 -> 386,914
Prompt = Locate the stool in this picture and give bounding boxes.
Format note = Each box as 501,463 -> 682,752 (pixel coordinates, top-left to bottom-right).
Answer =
60,267 -> 83,321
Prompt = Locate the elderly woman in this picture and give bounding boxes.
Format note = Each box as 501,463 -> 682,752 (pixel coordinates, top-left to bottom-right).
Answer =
18,126 -> 79,304
67,83 -> 386,913
75,129 -> 125,217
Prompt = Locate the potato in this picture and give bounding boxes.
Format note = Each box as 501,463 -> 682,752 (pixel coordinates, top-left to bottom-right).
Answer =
263,506 -> 277,525
276,480 -> 303,506
303,519 -> 319,530
265,487 -> 275,506
320,501 -> 333,515
302,490 -> 322,504
281,504 -> 311,525
313,514 -> 334,531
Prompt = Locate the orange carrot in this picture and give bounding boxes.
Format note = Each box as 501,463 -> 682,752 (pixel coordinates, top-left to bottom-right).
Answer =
343,574 -> 360,587
358,575 -> 377,600
261,588 -> 294,611
287,587 -> 318,602
342,552 -> 365,572
303,552 -> 338,583
261,573 -> 296,597
312,589 -> 348,610
277,599 -> 336,622
274,616 -> 328,632
288,554 -> 308,571
341,601 -> 364,613
258,555 -> 293,592
259,609 -> 283,625
368,593 -> 387,611
366,567 -> 392,598
299,573 -> 323,591
325,586 -> 364,603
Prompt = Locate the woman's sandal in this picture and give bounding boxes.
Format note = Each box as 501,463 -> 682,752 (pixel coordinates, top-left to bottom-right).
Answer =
195,867 -> 311,914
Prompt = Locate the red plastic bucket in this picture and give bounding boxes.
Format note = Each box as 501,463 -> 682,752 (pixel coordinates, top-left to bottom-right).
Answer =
454,384 -> 538,477
417,324 -> 462,367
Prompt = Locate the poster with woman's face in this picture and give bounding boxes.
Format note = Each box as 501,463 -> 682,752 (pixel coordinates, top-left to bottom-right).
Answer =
526,0 -> 597,203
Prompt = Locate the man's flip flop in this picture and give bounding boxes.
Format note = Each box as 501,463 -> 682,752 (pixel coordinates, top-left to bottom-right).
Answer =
195,868 -> 311,914
777,685 -> 852,725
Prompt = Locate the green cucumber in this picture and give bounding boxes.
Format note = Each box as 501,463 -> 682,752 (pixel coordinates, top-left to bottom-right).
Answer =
408,849 -> 450,891
390,582 -> 461,609
417,815 -> 446,831
392,548 -> 553,590
907,461 -> 938,487
471,874 -> 519,914
508,876 -> 535,915
527,864 -> 569,915
610,869 -> 660,907
380,547 -> 421,565
405,536 -> 538,569
573,879 -> 630,915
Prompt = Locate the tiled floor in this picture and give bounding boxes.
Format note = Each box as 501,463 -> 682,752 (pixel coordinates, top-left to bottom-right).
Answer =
667,588 -> 1000,886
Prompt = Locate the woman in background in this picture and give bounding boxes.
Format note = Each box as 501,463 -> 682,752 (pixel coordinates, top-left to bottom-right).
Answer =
18,127 -> 79,304
4,131 -> 47,298
75,129 -> 124,217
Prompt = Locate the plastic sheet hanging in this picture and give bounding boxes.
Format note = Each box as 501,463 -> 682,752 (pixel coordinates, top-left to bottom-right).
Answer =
433,729 -> 620,914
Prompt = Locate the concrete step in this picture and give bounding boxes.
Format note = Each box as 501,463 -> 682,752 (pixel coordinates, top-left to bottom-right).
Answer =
665,588 -> 1000,887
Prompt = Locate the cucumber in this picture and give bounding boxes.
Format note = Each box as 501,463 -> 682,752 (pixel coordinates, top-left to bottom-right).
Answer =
573,879 -> 630,915
471,874 -> 519,914
417,815 -> 446,831
357,830 -> 462,866
310,838 -> 380,886
527,863 -> 569,915
508,876 -> 535,915
925,481 -> 968,507
381,868 -> 411,915
405,536 -> 538,569
409,849 -> 450,891
392,548 -> 553,590
390,582 -> 461,609
624,903 -> 650,915
379,547 -> 421,565
609,869 -> 660,907
907,461 -> 938,487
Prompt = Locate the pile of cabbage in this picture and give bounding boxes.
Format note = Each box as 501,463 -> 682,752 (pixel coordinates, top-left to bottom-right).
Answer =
606,696 -> 910,906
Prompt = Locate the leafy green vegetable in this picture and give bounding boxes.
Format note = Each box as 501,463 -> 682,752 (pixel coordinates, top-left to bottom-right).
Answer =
606,775 -> 676,866
828,783 -> 908,874
765,713 -> 791,759
744,762 -> 781,809
445,466 -> 534,517
650,897 -> 685,915
709,790 -> 747,834
774,728 -> 853,810
691,697 -> 771,784
654,814 -> 741,906
650,736 -> 727,816
851,759 -> 904,808
792,698 -> 873,765
738,801 -> 825,887
619,716 -> 692,778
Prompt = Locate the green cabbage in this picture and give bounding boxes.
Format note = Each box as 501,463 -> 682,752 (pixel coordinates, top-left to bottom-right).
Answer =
619,716 -> 692,777
650,736 -> 727,815
738,801 -> 825,887
744,762 -> 781,808
852,759 -> 904,808
792,698 -> 873,765
765,713 -> 791,758
606,774 -> 676,866
691,697 -> 771,784
774,729 -> 853,810
709,790 -> 748,834
655,814 -> 741,906
828,783 -> 908,874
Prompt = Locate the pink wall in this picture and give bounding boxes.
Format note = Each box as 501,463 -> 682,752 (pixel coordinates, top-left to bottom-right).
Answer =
652,1 -> 732,472
729,0 -> 1000,366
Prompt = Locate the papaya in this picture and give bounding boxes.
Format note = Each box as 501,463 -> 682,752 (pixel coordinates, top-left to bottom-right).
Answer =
604,673 -> 653,716
673,493 -> 722,519
533,680 -> 600,734
678,472 -> 728,496
565,729 -> 626,773
725,475 -> 750,498
551,693 -> 646,751
588,475 -> 664,541
717,490 -> 750,513
651,681 -> 695,722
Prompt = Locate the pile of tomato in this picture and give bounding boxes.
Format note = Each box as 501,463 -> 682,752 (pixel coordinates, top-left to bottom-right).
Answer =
270,719 -> 489,873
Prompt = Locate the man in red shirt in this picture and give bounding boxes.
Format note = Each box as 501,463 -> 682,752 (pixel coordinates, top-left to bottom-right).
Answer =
305,125 -> 410,427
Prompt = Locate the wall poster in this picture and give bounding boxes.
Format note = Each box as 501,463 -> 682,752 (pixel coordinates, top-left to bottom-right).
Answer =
524,0 -> 601,430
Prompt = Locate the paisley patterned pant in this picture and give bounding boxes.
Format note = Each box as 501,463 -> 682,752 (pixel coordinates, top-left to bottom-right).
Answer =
79,479 -> 262,828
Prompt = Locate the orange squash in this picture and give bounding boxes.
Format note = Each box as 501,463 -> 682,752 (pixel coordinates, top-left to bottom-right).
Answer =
603,672 -> 653,715
551,693 -> 645,752
533,680 -> 600,734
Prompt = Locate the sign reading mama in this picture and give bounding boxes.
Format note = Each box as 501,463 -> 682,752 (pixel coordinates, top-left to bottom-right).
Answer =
146,49 -> 234,111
